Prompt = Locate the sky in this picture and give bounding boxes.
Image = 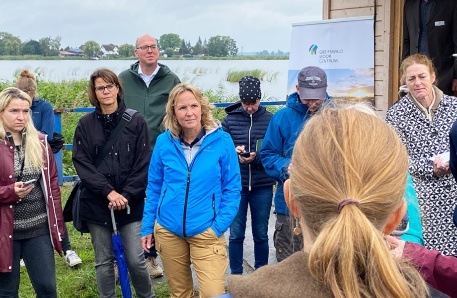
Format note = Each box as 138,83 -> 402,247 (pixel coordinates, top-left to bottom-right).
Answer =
0,0 -> 323,53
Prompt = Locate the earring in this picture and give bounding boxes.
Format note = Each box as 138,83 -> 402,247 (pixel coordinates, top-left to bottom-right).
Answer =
293,217 -> 301,235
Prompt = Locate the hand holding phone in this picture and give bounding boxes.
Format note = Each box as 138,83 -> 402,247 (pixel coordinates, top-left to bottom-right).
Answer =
239,152 -> 251,158
22,179 -> 37,188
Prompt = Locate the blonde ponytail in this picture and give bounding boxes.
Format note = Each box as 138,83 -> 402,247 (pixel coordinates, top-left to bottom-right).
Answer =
290,108 -> 428,297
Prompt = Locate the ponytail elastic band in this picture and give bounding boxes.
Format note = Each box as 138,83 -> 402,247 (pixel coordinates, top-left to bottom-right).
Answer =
337,199 -> 360,213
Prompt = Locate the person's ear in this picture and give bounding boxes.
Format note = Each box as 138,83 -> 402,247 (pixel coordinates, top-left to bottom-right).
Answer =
284,179 -> 300,217
383,200 -> 407,235
431,72 -> 436,85
295,84 -> 300,93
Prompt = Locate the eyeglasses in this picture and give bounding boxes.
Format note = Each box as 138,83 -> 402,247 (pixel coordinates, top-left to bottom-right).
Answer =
136,45 -> 158,51
95,84 -> 116,93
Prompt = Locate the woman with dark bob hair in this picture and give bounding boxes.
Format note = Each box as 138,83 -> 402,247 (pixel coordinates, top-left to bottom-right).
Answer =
72,68 -> 154,297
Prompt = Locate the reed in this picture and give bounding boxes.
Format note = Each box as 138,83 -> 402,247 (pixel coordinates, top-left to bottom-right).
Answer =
226,69 -> 268,82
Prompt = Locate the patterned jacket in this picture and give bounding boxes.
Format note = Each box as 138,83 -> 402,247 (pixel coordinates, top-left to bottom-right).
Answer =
385,86 -> 457,256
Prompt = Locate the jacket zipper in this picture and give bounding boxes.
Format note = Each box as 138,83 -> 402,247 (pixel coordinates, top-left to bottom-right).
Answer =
248,114 -> 253,191
179,133 -> 213,237
183,170 -> 191,237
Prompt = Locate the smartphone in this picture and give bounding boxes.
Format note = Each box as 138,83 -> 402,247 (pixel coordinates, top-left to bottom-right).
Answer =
391,212 -> 409,236
239,152 -> 251,158
22,179 -> 37,188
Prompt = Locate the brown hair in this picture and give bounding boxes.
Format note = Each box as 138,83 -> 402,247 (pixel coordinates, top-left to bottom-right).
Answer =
88,68 -> 123,109
290,108 -> 428,297
163,83 -> 217,138
400,53 -> 437,86
15,69 -> 37,100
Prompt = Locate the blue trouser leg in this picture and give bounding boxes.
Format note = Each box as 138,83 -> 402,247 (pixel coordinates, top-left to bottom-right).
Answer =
229,188 -> 249,274
249,186 -> 273,269
60,223 -> 72,252
0,234 -> 57,298
229,186 -> 273,273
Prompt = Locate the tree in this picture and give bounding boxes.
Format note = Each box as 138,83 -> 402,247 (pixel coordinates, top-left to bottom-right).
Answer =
207,35 -> 238,57
83,40 -> 100,58
193,36 -> 203,55
118,43 -> 135,57
21,39 -> 42,55
158,33 -> 181,53
39,36 -> 61,56
179,39 -> 190,55
0,32 -> 22,55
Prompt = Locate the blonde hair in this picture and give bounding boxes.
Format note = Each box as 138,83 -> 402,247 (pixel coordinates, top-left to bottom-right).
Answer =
15,69 -> 37,100
0,87 -> 44,169
290,108 -> 428,297
163,83 -> 217,138
400,53 -> 437,86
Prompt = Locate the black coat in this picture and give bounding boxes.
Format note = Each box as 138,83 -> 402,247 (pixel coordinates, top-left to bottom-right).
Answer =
72,102 -> 151,228
222,102 -> 275,189
403,0 -> 457,95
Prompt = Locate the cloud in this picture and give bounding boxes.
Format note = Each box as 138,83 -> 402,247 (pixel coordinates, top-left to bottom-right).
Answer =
0,0 -> 322,52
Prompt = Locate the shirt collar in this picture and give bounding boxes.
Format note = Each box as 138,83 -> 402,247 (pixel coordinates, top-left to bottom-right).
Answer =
180,129 -> 206,147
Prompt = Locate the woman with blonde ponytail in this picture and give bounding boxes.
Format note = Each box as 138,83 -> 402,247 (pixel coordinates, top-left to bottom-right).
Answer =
0,87 -> 64,297
228,107 -> 442,297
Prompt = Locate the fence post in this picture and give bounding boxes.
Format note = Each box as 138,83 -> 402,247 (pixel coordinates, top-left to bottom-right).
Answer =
53,109 -> 63,185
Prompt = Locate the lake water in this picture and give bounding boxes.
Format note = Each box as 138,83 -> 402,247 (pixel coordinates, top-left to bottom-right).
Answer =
0,59 -> 290,101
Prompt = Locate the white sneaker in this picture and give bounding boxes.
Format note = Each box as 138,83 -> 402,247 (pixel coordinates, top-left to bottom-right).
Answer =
65,250 -> 82,267
20,259 -> 25,267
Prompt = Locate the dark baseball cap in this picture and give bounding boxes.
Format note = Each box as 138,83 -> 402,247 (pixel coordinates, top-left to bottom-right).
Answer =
297,66 -> 327,100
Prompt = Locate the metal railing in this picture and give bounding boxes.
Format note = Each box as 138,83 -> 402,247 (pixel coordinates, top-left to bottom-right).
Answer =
54,100 -> 286,184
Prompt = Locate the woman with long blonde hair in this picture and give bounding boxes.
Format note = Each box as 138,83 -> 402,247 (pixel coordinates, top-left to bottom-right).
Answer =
0,87 -> 64,297
229,107 -> 435,297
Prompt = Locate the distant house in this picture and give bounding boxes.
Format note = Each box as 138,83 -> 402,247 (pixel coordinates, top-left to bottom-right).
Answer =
100,44 -> 119,58
59,47 -> 83,57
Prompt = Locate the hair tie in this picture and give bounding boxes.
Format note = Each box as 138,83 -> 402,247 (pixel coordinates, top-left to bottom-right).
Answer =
337,199 -> 360,213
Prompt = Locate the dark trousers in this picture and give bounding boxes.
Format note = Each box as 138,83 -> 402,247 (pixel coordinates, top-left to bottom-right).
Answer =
274,214 -> 303,262
0,234 -> 57,298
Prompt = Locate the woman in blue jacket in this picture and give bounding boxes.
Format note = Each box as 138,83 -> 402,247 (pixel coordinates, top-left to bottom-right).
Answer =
141,83 -> 241,298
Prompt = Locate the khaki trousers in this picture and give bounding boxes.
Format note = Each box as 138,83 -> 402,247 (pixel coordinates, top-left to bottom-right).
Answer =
154,222 -> 228,298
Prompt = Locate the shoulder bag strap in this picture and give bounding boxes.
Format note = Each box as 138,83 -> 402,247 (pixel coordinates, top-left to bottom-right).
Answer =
94,110 -> 137,168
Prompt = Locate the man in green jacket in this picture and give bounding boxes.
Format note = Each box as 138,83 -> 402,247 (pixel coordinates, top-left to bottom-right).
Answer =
119,34 -> 180,149
119,33 -> 180,278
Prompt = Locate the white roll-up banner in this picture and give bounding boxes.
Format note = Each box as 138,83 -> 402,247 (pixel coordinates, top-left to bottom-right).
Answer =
287,16 -> 374,102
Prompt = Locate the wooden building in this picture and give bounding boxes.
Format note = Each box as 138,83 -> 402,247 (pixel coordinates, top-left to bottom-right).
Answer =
323,0 -> 403,116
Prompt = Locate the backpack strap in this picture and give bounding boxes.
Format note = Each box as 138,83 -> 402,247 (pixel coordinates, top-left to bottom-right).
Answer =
94,109 -> 138,168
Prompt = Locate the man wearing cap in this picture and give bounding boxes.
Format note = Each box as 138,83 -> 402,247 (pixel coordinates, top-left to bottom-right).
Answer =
260,66 -> 330,262
222,76 -> 276,274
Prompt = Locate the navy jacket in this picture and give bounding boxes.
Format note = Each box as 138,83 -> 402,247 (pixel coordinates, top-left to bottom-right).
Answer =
222,102 -> 275,189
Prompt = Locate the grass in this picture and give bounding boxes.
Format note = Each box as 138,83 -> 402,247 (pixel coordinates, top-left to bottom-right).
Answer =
226,69 -> 280,83
18,183 -> 171,297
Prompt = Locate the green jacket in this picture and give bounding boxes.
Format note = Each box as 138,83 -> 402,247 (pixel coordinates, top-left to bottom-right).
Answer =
119,61 -> 180,149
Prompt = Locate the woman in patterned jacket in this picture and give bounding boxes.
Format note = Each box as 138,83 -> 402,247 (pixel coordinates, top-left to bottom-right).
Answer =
385,53 -> 457,256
